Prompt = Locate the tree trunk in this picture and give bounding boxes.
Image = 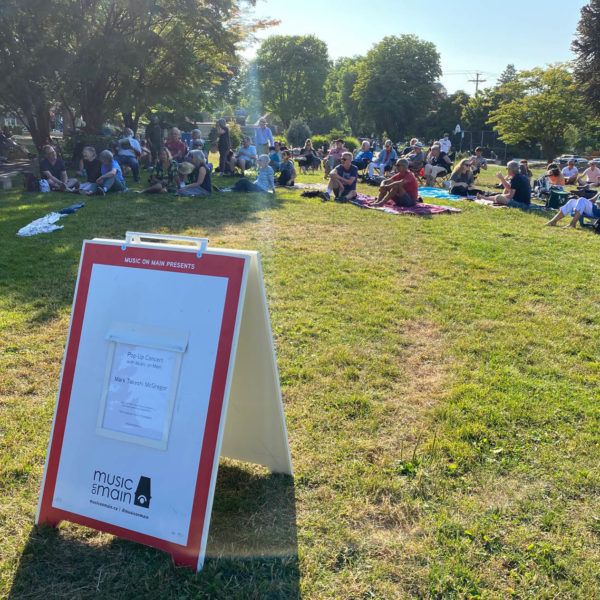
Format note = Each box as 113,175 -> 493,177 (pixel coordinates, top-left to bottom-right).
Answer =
20,102 -> 50,153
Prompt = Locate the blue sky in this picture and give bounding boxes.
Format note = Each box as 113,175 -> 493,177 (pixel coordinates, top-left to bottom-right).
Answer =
242,0 -> 588,94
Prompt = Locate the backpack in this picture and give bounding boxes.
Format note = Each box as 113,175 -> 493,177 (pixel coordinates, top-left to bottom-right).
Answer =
23,172 -> 38,192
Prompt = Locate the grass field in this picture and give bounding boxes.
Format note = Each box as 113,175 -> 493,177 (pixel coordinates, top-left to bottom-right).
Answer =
1,163 -> 600,599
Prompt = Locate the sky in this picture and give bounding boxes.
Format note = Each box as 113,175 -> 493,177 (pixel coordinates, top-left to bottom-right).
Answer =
241,0 -> 589,95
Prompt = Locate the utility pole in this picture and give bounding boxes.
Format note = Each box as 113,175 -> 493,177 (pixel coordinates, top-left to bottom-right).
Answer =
468,72 -> 486,95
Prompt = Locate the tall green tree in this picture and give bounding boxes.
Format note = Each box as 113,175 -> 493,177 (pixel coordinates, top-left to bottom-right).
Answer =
0,0 -> 72,148
488,65 -> 585,159
255,35 -> 330,127
572,0 -> 600,116
324,57 -> 362,134
63,0 -> 263,133
351,35 -> 441,140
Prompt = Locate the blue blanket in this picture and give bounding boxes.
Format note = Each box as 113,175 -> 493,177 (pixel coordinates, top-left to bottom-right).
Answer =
417,187 -> 467,201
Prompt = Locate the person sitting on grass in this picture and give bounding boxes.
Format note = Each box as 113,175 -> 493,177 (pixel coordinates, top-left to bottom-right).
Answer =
116,128 -> 141,182
449,158 -> 481,196
165,127 -> 187,162
269,146 -> 281,172
175,150 -> 211,197
325,152 -> 358,202
370,158 -> 419,208
93,150 -> 127,195
138,147 -> 178,194
220,154 -> 275,194
423,144 -> 452,186
562,159 -> 579,185
544,191 -> 600,228
79,146 -> 102,194
277,150 -> 296,187
40,145 -> 79,192
471,147 -> 488,176
519,159 -> 533,182
577,161 -> 600,188
367,139 -> 397,178
547,163 -> 565,187
235,136 -> 258,176
352,140 -> 373,170
476,161 -> 531,208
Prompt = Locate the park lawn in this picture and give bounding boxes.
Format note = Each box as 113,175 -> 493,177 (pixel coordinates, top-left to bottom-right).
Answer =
1,164 -> 600,600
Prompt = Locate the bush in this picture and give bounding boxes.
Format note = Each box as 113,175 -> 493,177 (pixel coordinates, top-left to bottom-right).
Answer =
310,135 -> 329,153
286,119 -> 312,148
228,121 -> 243,151
343,137 -> 360,152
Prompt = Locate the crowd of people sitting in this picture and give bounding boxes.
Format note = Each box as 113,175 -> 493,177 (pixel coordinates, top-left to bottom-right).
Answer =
32,119 -> 600,230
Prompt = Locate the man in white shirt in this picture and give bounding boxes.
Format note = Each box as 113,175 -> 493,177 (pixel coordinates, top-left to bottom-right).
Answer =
116,127 -> 142,182
438,133 -> 451,154
561,160 -> 579,185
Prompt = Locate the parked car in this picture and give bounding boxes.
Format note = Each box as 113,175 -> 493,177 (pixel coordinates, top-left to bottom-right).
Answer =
553,154 -> 588,168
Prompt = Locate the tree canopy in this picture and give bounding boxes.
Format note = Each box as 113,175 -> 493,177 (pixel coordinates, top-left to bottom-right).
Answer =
352,35 -> 441,140
488,65 -> 585,159
254,35 -> 330,128
572,0 -> 600,116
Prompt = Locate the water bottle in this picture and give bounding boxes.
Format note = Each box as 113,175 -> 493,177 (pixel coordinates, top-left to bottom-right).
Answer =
81,168 -> 87,179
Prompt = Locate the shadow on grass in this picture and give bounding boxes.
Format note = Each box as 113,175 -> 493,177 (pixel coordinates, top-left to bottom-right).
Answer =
9,465 -> 299,600
0,189 -> 289,325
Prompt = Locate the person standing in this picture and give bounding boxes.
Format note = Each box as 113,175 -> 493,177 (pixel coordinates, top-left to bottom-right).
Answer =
145,116 -> 163,162
216,118 -> 231,175
254,118 -> 274,156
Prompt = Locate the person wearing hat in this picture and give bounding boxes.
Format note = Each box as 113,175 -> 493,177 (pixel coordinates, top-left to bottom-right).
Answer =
367,139 -> 397,178
175,150 -> 211,196
438,133 -> 451,154
352,140 -> 374,170
254,118 -> 274,156
404,141 -> 425,172
146,115 -> 163,162
370,158 -> 419,208
137,147 -> 178,194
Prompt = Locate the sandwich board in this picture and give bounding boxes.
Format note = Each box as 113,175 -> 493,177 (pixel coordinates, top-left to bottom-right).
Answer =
36,232 -> 292,571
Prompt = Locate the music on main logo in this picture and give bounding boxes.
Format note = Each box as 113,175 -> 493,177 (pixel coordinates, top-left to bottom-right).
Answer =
133,476 -> 152,509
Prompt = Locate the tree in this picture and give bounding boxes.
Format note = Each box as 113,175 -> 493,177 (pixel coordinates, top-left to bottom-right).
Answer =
255,35 -> 330,127
572,0 -> 600,116
324,57 -> 362,134
63,0 -> 265,134
488,65 -> 585,159
352,35 -> 441,140
418,90 -> 470,142
0,0 -> 72,148
0,0 -> 269,145
497,64 -> 517,86
285,119 -> 311,147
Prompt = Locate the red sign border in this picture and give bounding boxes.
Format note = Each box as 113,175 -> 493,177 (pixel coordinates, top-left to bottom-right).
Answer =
37,240 -> 247,568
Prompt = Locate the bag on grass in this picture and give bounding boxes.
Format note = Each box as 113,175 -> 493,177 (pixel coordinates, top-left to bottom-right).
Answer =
39,179 -> 50,193
23,172 -> 38,192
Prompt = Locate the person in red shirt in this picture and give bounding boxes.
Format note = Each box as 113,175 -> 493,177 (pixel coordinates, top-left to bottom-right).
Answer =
164,127 -> 187,162
371,159 -> 419,207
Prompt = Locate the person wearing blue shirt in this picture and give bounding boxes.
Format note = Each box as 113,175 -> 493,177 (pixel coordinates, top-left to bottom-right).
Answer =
224,154 -> 275,194
94,150 -> 127,195
235,137 -> 258,175
116,127 -> 141,182
254,118 -> 275,156
352,140 -> 374,169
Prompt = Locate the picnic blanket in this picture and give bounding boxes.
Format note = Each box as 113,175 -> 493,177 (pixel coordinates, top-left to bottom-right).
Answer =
417,187 -> 470,201
351,193 -> 461,215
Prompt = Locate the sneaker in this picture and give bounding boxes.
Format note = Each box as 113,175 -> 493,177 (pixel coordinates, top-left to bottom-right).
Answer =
318,191 -> 329,201
335,194 -> 348,203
